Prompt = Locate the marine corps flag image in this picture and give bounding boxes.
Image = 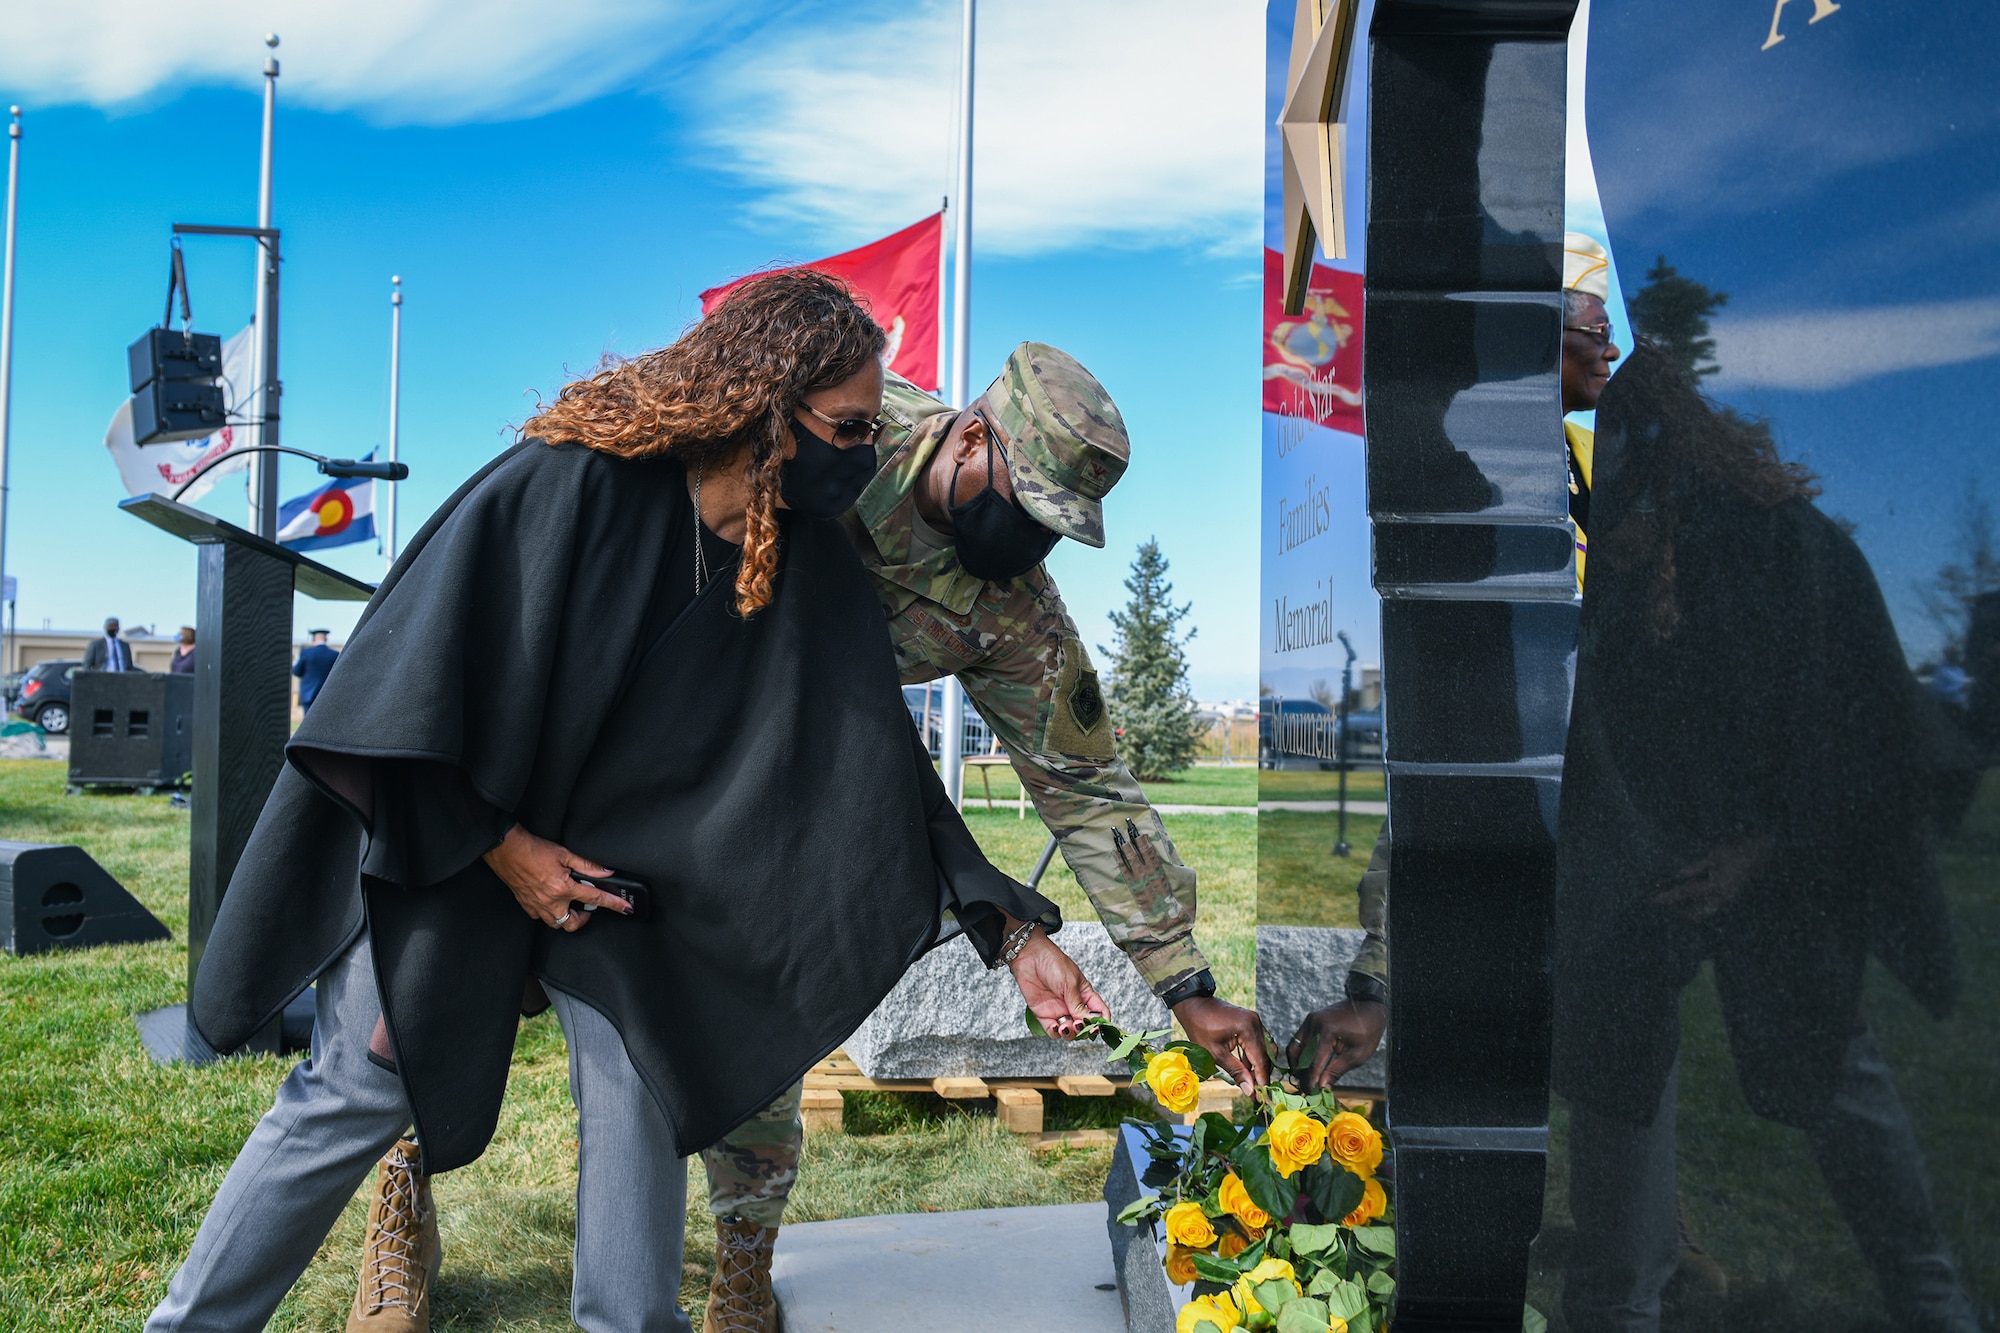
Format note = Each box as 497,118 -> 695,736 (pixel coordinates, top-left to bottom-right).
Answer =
277,463 -> 376,552
700,214 -> 942,392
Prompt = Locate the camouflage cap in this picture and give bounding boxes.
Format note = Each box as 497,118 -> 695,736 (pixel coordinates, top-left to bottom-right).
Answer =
983,342 -> 1130,548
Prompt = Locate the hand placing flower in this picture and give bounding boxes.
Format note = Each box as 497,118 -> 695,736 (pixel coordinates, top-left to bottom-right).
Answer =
1326,1109 -> 1385,1178
1266,1109 -> 1328,1178
1163,1200 -> 1218,1249
1217,1171 -> 1271,1231
1145,1048 -> 1204,1116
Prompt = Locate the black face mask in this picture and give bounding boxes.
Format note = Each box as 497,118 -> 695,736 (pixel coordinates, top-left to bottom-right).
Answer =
948,418 -> 1061,581
779,416 -> 877,520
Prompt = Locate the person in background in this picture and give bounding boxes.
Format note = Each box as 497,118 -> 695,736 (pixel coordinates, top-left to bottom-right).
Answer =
169,627 -> 197,675
1284,234 -> 1624,1093
83,617 -> 139,671
293,629 -> 338,713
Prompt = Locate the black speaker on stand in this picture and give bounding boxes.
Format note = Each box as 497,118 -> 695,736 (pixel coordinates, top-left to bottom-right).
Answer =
0,841 -> 169,955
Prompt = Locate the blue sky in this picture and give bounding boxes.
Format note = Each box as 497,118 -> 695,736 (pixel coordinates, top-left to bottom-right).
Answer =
0,1 -> 1267,699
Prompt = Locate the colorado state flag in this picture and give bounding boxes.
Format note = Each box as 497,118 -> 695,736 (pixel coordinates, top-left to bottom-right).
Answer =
278,465 -> 376,552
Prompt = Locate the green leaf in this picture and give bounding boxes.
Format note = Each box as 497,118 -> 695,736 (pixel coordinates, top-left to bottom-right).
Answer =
1127,1048 -> 1153,1078
1253,1280 -> 1303,1315
1289,1222 -> 1342,1256
1306,1267 -> 1343,1298
1110,1029 -> 1149,1062
1366,1271 -> 1395,1296
1321,1278 -> 1369,1320
1024,1008 -> 1050,1039
1193,1321 -> 1226,1333
1229,1140 -> 1300,1221
1303,1158 -> 1365,1224
1115,1197 -> 1160,1226
1192,1251 -> 1250,1285
1198,1111 -> 1246,1154
1168,1039 -> 1219,1081
1523,1305 -> 1549,1333
1351,1226 -> 1396,1258
1346,1310 -> 1374,1333
1276,1296 -> 1332,1333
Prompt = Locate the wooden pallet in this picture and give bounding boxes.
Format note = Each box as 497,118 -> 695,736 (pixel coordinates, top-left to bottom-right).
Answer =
800,1048 -> 1245,1137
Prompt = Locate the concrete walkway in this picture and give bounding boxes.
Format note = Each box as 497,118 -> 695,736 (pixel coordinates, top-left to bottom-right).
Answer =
772,1203 -> 1126,1333
1152,802 -> 1256,815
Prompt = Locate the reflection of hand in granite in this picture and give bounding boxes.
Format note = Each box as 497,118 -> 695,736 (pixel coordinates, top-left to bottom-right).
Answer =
1287,1000 -> 1387,1091
1653,834 -> 1775,922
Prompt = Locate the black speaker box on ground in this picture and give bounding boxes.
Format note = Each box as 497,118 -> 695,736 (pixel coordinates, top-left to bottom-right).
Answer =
0,840 -> 170,955
70,671 -> 193,789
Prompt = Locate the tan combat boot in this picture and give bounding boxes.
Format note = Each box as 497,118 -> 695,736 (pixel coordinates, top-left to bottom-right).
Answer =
704,1216 -> 778,1333
347,1139 -> 442,1333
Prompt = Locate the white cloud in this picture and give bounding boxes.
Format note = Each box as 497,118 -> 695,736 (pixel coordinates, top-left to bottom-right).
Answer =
1706,296 -> 2000,391
1,0 -> 1264,253
688,0 -> 1266,255
0,0 -> 728,124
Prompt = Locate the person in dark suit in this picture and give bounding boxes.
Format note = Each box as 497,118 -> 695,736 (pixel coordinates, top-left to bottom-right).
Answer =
292,630 -> 339,713
82,618 -> 140,671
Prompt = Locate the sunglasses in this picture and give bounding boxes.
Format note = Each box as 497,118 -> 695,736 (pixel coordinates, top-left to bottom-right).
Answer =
1564,321 -> 1614,347
802,401 -> 887,447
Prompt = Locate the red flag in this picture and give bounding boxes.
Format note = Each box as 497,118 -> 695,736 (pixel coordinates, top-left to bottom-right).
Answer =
701,214 -> 943,392
1262,247 -> 1363,434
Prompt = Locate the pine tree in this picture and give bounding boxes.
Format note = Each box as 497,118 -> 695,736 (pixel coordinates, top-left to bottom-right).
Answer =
1628,255 -> 1729,380
1102,539 -> 1205,780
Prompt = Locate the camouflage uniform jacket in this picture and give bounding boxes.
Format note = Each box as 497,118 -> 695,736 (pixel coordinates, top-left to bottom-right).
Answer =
837,375 -> 1209,994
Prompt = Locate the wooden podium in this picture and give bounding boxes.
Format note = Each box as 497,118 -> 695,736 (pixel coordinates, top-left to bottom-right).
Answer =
122,494 -> 374,1061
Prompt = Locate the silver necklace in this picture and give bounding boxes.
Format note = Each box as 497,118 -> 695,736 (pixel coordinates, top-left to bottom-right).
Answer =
694,462 -> 711,596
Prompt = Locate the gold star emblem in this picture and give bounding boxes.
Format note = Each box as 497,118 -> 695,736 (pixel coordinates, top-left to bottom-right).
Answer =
1278,0 -> 1360,315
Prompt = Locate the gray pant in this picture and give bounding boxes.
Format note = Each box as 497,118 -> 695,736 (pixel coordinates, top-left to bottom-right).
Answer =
1563,1033 -> 1980,1333
146,933 -> 693,1333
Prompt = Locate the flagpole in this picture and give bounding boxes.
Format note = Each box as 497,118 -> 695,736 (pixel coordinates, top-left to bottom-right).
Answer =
385,275 -> 401,570
940,0 -> 975,809
246,35 -> 281,540
0,108 -> 20,675
936,196 -> 950,398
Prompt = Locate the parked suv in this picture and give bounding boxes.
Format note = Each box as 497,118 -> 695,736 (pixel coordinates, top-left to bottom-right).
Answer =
12,660 -> 81,734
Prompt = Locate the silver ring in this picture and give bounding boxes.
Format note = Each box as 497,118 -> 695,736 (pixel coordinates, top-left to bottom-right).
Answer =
552,911 -> 572,927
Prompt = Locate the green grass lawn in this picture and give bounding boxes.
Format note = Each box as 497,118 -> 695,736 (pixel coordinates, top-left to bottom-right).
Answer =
1256,811 -> 1382,928
0,762 -> 1252,1331
954,759 -> 1258,808
1257,767 -> 1386,801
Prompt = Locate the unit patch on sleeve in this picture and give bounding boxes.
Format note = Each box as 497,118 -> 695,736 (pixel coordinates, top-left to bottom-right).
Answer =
1046,639 -> 1115,761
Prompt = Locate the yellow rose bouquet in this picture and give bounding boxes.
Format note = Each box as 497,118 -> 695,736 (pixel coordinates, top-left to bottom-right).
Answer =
1029,1012 -> 1397,1333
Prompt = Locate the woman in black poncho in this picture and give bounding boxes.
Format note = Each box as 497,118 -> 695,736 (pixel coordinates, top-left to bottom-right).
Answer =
146,271 -> 1107,1333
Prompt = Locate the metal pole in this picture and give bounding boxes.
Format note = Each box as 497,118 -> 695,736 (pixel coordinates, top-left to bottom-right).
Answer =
246,36 -> 281,540
385,275 -> 401,569
1334,630 -> 1355,856
940,0 -> 975,808
936,196 -> 949,397
0,108 -> 19,682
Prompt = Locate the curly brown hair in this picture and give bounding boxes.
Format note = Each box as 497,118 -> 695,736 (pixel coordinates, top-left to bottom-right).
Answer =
521,269 -> 886,614
1594,341 -> 1820,638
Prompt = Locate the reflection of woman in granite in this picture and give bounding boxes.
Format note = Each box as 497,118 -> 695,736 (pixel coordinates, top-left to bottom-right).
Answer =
1552,346 -> 1975,1333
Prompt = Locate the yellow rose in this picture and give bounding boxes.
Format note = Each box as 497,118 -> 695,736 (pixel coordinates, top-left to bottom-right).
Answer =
1326,1110 -> 1385,1179
1146,1049 -> 1204,1115
1232,1257 -> 1301,1316
1266,1110 -> 1328,1177
1218,1228 -> 1254,1259
1217,1171 -> 1272,1230
1164,1244 -> 1201,1286
1342,1176 -> 1387,1227
1164,1200 -> 1218,1249
1177,1293 -> 1243,1333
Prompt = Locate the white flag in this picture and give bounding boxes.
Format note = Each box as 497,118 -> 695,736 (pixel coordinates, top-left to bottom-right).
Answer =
104,324 -> 257,505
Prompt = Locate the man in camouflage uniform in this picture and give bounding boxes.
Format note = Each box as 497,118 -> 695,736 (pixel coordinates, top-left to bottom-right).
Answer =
698,342 -> 1273,1332
345,342 -> 1274,1333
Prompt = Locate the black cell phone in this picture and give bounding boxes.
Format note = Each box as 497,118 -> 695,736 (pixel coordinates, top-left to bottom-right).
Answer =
569,870 -> 651,920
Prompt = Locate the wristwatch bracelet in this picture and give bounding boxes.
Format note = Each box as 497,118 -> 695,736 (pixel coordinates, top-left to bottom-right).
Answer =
1158,968 -> 1218,1009
998,920 -> 1040,966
